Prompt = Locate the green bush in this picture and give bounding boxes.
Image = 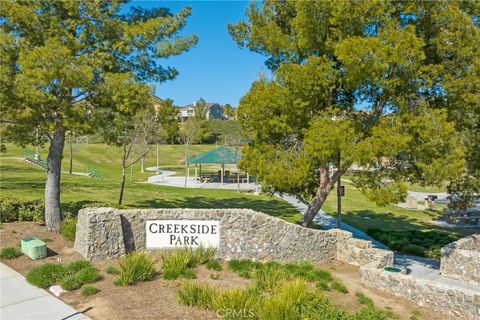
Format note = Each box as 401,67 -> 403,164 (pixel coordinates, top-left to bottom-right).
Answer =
60,261 -> 100,291
283,261 -> 332,282
206,260 -> 222,271
0,198 -> 44,222
80,284 -> 98,296
116,252 -> 156,286
26,263 -> 67,288
105,266 -> 120,275
60,218 -> 77,242
0,247 -> 22,259
177,282 -> 218,308
212,288 -> 257,320
366,228 -> 460,259
190,245 -> 216,266
330,281 -> 348,293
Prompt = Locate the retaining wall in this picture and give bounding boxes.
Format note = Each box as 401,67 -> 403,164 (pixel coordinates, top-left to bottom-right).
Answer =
441,234 -> 480,286
74,207 -> 393,268
360,266 -> 480,320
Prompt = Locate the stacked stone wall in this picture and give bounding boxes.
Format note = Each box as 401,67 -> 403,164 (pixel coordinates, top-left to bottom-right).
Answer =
360,267 -> 480,320
74,207 -> 392,269
441,235 -> 480,286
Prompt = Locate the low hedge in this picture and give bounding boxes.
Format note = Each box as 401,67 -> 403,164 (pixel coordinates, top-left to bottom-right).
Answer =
366,228 -> 460,259
0,197 -> 110,223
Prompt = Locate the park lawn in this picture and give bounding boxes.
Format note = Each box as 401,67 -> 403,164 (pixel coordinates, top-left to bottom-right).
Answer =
320,183 -> 471,237
0,157 -> 301,223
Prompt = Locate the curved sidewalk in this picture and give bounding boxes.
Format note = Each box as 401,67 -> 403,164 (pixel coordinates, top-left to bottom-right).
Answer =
0,263 -> 89,320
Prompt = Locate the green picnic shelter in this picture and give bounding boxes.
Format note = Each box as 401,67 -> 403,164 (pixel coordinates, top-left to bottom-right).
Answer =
187,146 -> 247,185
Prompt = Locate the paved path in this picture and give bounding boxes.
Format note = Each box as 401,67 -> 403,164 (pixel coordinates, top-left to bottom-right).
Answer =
0,263 -> 89,320
277,194 -> 389,250
146,168 -> 257,191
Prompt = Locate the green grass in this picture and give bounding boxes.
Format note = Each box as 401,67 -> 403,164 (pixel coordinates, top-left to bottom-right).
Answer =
177,282 -> 217,308
0,247 -> 22,259
115,251 -> 156,286
160,246 -> 216,280
105,266 -> 120,275
26,263 -> 67,288
330,281 -> 348,293
206,260 -> 222,271
356,292 -> 374,307
80,284 -> 98,296
0,143 -> 300,223
60,218 -> 77,241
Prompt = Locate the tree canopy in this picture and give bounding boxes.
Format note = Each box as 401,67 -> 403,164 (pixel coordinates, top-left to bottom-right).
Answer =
0,0 -> 197,230
229,0 -> 478,226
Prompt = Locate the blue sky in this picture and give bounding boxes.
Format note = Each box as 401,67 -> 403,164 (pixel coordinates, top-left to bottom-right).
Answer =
130,1 -> 267,107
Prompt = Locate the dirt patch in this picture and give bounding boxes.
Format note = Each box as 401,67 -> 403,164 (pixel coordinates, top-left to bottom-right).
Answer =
1,222 -> 447,320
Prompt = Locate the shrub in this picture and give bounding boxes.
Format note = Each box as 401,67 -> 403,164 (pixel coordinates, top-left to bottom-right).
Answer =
366,228 -> 460,259
330,281 -> 348,293
105,266 -> 120,275
60,218 -> 77,242
26,263 -> 67,288
212,288 -> 257,320
60,274 -> 82,291
116,252 -> 156,286
80,284 -> 98,297
0,247 -> 22,259
352,306 -> 387,320
206,260 -> 222,271
0,198 -> 44,222
177,282 -> 218,308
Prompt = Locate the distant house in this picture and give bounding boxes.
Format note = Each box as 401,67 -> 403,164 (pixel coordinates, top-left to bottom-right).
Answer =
179,101 -> 224,121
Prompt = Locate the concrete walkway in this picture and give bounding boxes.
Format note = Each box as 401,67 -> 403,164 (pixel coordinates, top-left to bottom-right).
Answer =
0,263 -> 89,320
146,168 -> 258,191
277,194 -> 389,250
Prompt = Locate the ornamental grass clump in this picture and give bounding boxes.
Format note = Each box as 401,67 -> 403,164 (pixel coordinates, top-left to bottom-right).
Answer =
80,284 -> 98,297
0,247 -> 22,259
60,261 -> 100,291
212,288 -> 257,320
253,263 -> 289,293
177,282 -> 218,308
115,251 -> 156,286
60,218 -> 77,242
161,246 -> 216,280
26,263 -> 67,288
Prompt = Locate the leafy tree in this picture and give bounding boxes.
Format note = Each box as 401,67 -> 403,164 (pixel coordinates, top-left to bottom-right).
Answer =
0,1 -> 197,230
229,0 -> 475,226
154,98 -> 180,144
223,104 -> 237,120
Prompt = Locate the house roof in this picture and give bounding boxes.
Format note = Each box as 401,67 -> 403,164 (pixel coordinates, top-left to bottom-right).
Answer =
180,102 -> 219,110
187,146 -> 241,164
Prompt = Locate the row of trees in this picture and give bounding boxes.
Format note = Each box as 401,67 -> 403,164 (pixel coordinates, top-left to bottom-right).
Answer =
229,0 -> 479,226
1,1 -> 198,231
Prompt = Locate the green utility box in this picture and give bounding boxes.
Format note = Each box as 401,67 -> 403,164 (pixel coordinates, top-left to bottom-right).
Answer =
21,237 -> 47,260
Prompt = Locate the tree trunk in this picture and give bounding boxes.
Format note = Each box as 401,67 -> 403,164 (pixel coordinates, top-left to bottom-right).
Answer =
45,128 -> 66,232
68,131 -> 73,174
300,166 -> 338,227
119,165 -> 126,205
141,156 -> 144,173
